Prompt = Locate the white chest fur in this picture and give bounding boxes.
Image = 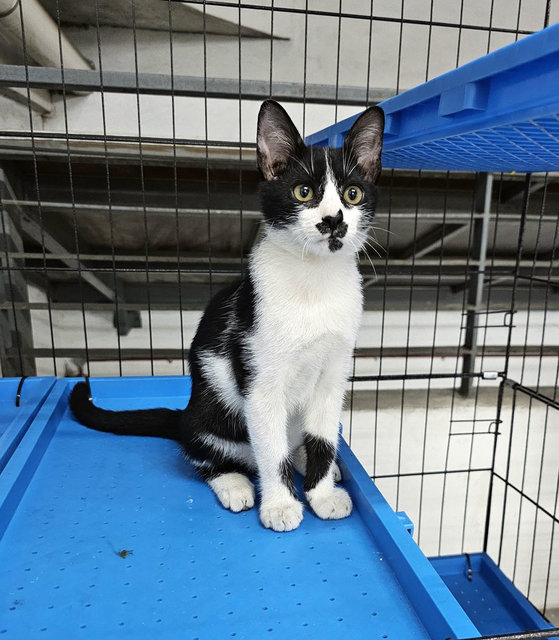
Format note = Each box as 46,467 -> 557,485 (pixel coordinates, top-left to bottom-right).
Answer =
248,236 -> 363,390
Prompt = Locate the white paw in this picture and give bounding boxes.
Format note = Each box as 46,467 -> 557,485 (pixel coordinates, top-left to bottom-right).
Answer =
308,487 -> 352,520
208,473 -> 255,513
332,462 -> 342,483
260,500 -> 304,532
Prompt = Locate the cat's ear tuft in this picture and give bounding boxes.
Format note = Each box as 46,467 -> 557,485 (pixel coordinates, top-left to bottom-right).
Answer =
343,106 -> 384,184
257,100 -> 305,180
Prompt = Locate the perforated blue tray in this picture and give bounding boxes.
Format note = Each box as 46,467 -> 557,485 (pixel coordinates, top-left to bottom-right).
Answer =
0,377 -> 55,474
0,376 -> 480,639
430,553 -> 556,637
306,22 -> 559,172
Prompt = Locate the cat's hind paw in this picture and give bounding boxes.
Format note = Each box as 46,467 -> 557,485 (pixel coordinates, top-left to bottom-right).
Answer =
208,473 -> 255,513
308,487 -> 352,520
260,500 -> 303,532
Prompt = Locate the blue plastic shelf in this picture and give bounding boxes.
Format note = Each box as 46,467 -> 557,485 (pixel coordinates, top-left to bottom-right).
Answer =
0,376 -> 480,640
306,22 -> 559,172
0,377 -> 56,474
430,553 -> 556,637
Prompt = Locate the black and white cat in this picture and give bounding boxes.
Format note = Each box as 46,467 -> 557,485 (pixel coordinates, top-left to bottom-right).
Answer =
70,100 -> 384,532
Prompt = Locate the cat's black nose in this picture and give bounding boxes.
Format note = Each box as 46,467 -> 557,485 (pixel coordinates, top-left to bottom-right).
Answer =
316,210 -> 347,238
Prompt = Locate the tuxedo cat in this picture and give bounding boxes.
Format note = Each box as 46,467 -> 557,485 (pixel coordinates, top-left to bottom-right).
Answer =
70,100 -> 384,532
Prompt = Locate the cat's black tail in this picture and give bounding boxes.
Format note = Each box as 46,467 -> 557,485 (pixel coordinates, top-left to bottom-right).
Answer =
69,381 -> 181,440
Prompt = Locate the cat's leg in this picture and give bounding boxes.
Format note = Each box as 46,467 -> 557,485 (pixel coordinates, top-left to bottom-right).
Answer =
245,383 -> 303,532
293,445 -> 342,483
302,348 -> 353,521
180,394 -> 257,513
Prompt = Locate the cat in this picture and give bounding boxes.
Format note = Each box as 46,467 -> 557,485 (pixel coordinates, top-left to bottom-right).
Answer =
69,99 -> 384,532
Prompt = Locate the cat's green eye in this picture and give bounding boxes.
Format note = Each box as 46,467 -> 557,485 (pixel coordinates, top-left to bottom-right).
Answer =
343,185 -> 364,205
293,184 -> 314,202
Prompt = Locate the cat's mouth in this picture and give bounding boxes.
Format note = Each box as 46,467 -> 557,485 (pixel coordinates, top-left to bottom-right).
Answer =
328,237 -> 343,252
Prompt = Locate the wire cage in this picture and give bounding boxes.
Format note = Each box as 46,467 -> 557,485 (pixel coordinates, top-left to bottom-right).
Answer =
0,1 -> 558,638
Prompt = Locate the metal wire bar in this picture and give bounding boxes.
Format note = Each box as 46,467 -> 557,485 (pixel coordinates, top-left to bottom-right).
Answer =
438,170 -> 480,555
374,469 -> 492,483
503,379 -> 559,411
493,472 -> 559,527
131,0 -> 154,375
350,371 -> 492,383
0,179 -> 24,375
0,64 -> 394,105
462,629 -> 559,640
201,0 -> 214,300
94,0 -> 123,374
167,0 -> 536,35
13,0 -> 58,375
52,0 -> 91,376
484,174 -> 532,553
167,0 -> 186,374
237,1 -> 245,276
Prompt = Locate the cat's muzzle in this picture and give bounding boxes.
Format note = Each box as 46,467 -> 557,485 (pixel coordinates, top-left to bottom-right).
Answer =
316,210 -> 348,252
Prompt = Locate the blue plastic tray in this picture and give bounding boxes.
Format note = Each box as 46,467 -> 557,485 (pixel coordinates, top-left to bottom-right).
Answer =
0,376 -> 480,640
306,22 -> 559,172
0,377 -> 56,474
430,553 -> 556,637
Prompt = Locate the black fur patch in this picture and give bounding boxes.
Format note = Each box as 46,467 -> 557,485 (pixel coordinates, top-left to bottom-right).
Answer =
188,271 -> 256,397
303,434 -> 336,493
279,459 -> 297,498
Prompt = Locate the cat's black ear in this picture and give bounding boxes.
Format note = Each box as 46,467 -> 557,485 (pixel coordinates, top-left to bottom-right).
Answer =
343,106 -> 385,184
257,100 -> 305,180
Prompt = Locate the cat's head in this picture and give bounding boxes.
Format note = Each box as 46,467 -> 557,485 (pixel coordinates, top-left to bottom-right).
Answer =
257,100 -> 384,258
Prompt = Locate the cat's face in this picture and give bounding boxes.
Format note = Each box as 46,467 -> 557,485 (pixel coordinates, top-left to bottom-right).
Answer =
257,101 -> 384,258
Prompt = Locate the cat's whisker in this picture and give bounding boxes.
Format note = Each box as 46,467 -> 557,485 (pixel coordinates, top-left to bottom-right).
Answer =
292,155 -> 313,176
364,230 -> 385,248
363,237 -> 386,257
362,240 -> 384,259
369,225 -> 399,238
345,160 -> 360,176
359,244 -> 378,281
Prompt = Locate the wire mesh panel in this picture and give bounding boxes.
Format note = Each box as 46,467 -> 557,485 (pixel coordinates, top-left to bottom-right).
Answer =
0,0 -> 558,636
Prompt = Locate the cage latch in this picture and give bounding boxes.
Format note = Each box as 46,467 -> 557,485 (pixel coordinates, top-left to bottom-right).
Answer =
464,553 -> 473,582
15,376 -> 27,407
84,376 -> 93,403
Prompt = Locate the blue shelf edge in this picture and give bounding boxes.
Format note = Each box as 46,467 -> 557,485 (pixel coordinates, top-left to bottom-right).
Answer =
0,376 -> 481,640
0,377 -> 56,475
430,553 -> 557,638
338,438 -> 480,640
305,22 -> 559,172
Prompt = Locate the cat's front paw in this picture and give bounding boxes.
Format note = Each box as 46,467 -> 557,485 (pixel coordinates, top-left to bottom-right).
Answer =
208,473 -> 255,513
260,500 -> 303,532
308,487 -> 352,520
